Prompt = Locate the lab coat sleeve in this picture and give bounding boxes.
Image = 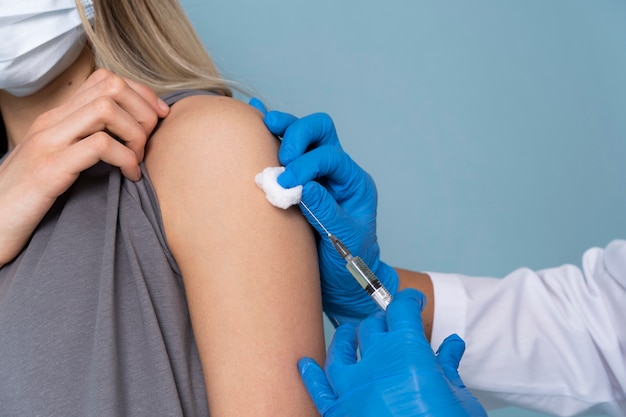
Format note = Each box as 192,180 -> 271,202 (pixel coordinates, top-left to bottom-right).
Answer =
428,239 -> 626,417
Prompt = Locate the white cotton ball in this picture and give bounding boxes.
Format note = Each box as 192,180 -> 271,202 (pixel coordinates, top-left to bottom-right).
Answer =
254,166 -> 302,209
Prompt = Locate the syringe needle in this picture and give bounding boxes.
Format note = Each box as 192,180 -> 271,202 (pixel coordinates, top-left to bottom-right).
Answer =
299,201 -> 332,237
298,200 -> 392,311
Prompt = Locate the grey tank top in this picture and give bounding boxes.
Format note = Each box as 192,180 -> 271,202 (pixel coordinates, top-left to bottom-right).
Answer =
0,91 -> 216,416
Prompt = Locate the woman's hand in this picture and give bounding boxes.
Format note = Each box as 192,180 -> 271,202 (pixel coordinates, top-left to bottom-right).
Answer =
0,69 -> 170,266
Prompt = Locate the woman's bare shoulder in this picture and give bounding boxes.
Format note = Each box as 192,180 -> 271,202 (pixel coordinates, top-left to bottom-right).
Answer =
145,94 -> 279,176
142,93 -> 287,258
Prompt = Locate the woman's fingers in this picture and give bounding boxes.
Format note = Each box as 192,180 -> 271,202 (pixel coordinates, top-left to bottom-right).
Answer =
0,71 -> 167,266
27,69 -> 169,172
78,69 -> 170,124
50,95 -> 150,161
21,130 -> 143,202
29,69 -> 168,162
15,69 -> 169,192
57,131 -> 143,182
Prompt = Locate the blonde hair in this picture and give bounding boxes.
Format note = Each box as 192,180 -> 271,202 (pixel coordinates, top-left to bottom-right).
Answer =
76,0 -> 233,97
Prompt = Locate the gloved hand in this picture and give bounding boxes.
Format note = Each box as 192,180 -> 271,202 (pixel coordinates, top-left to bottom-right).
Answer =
298,289 -> 487,417
250,98 -> 399,324
435,334 -> 487,417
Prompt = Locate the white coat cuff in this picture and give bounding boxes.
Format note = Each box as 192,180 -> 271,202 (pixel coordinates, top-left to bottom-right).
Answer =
427,272 -> 467,352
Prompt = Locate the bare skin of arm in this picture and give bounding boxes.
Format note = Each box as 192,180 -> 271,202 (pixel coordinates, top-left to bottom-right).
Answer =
396,268 -> 434,341
145,95 -> 325,416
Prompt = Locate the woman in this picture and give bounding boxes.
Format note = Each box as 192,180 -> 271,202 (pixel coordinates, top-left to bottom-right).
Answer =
0,1 -> 325,416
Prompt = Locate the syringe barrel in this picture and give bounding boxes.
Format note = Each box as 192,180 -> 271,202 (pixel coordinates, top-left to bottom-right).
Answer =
345,254 -> 393,311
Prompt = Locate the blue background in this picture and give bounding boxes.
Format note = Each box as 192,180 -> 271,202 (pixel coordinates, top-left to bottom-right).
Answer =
180,1 -> 626,416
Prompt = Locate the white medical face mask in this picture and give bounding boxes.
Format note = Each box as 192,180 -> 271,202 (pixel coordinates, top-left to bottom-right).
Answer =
0,0 -> 95,97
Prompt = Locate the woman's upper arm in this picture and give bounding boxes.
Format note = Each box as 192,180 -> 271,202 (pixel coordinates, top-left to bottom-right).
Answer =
145,95 -> 325,416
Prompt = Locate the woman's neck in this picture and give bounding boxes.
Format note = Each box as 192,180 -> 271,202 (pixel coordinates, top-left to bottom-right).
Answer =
0,48 -> 94,150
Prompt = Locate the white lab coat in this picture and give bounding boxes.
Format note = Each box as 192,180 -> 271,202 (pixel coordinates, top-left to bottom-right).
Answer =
429,239 -> 626,417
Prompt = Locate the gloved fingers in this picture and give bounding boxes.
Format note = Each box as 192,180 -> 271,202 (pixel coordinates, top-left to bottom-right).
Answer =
385,288 -> 426,333
278,145 -> 355,190
278,113 -> 342,166
436,335 -> 487,416
435,334 -> 467,388
247,98 -> 300,137
248,97 -> 268,115
264,110 -> 299,137
298,357 -> 337,415
325,323 -> 359,369
298,181 -> 352,239
355,311 -> 387,355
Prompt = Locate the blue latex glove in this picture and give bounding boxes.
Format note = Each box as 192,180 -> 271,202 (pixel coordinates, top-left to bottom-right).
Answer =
298,289 -> 487,417
436,333 -> 488,417
250,98 -> 399,324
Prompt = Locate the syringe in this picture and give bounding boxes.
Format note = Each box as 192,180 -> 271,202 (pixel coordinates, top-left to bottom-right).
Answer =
299,201 -> 393,311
